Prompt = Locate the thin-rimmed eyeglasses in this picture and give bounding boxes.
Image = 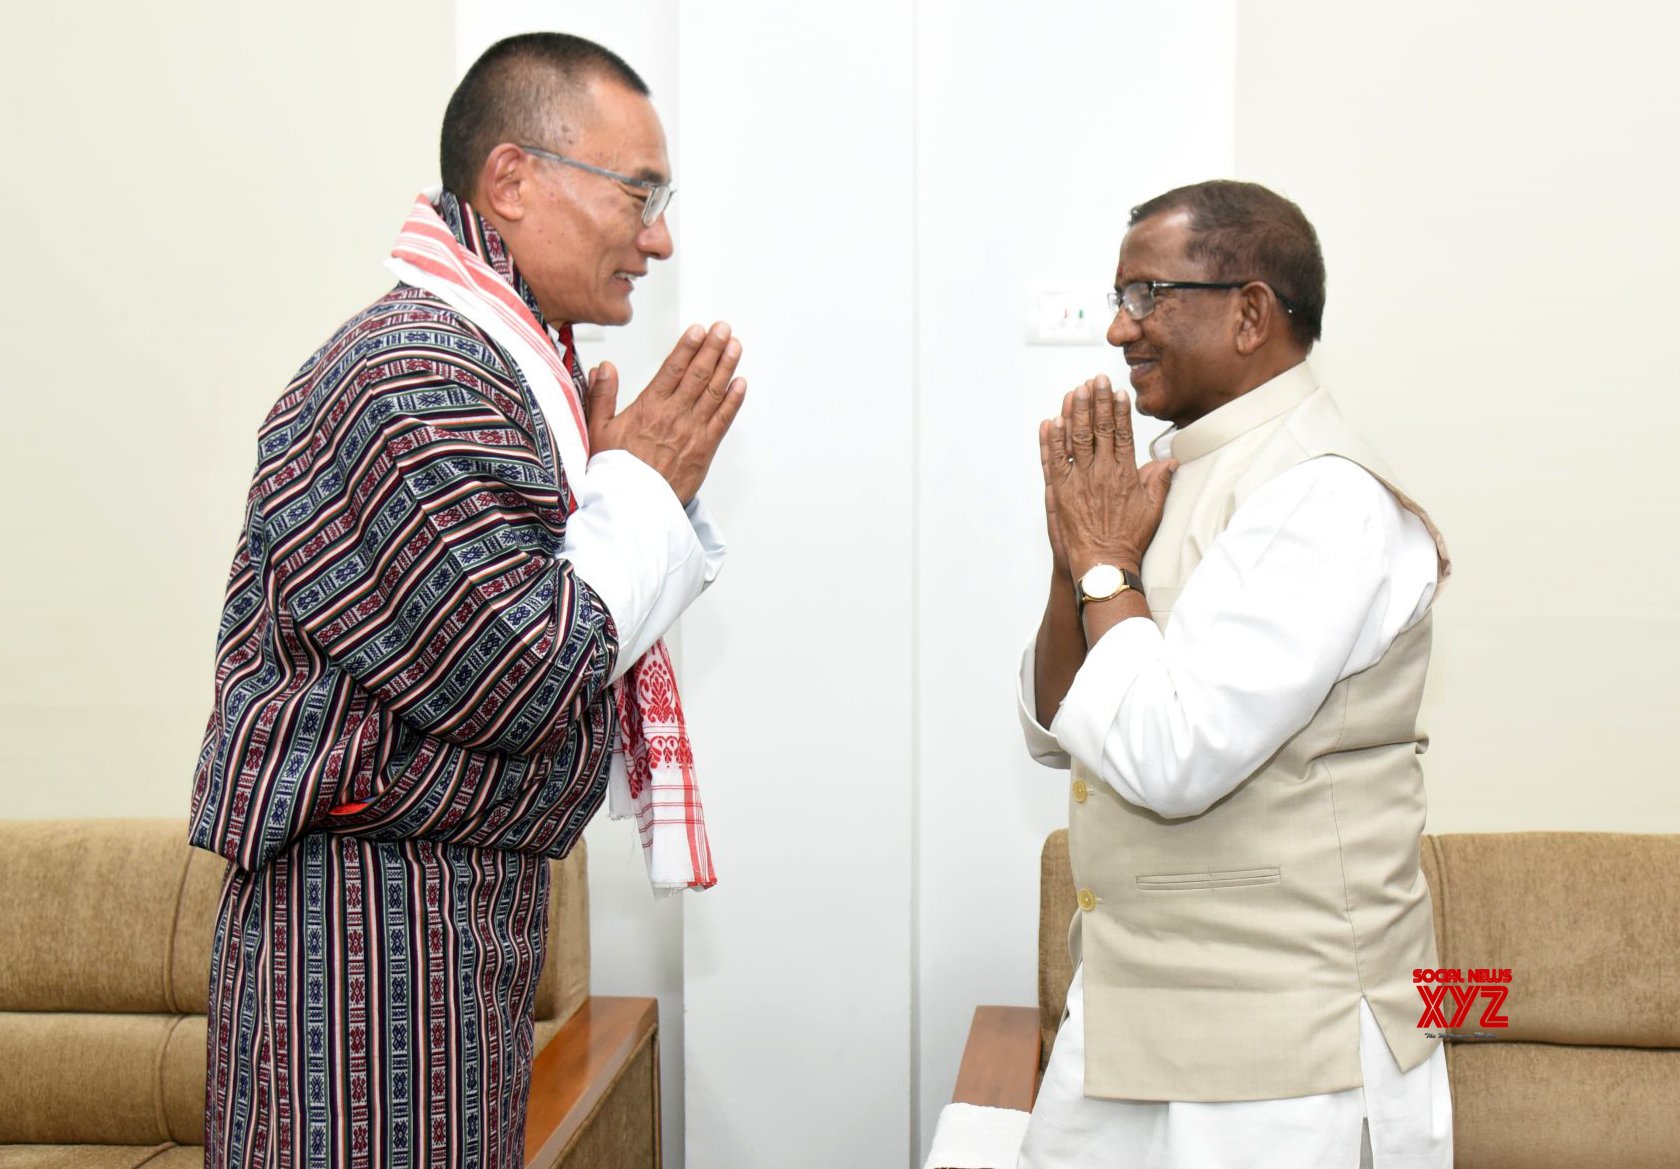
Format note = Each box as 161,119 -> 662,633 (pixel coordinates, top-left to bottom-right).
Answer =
519,144 -> 674,226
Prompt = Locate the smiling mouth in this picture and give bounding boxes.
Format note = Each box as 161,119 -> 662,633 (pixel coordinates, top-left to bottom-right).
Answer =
614,271 -> 644,288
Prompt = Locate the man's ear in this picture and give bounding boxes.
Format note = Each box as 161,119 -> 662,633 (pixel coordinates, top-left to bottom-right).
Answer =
1233,282 -> 1276,356
476,144 -> 532,221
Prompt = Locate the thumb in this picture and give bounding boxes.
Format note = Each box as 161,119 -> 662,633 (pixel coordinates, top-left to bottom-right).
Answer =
1142,458 -> 1178,507
586,361 -> 619,434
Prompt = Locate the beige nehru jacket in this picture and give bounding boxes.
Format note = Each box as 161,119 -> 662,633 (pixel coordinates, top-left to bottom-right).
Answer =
1068,363 -> 1451,1103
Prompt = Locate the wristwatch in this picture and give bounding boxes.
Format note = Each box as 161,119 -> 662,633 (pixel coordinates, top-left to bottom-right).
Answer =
1075,564 -> 1144,609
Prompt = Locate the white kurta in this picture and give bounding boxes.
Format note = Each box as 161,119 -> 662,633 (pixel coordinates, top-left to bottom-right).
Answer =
1015,451 -> 1452,1169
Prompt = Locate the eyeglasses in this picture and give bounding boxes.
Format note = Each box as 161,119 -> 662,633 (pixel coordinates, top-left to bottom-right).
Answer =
1107,280 -> 1296,322
518,144 -> 674,226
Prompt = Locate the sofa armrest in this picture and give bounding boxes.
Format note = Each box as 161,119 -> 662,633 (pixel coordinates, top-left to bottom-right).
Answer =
952,1006 -> 1041,1112
525,995 -> 660,1169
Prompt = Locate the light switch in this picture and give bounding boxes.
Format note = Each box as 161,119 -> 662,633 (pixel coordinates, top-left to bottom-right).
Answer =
1027,290 -> 1107,345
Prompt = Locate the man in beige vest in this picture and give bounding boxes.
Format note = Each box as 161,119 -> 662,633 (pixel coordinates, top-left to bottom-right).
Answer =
1016,181 -> 1452,1169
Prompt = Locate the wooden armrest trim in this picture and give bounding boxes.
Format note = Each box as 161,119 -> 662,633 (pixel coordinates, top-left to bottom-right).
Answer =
952,1005 -> 1042,1113
524,995 -> 658,1169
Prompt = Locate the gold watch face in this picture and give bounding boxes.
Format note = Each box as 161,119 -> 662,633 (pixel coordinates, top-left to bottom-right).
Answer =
1079,564 -> 1125,602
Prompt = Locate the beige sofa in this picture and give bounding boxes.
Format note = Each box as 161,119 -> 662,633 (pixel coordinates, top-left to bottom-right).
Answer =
0,820 -> 658,1168
952,829 -> 1680,1168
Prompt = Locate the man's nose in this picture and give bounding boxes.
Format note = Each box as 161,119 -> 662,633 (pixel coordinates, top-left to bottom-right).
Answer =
639,214 -> 674,261
1107,309 -> 1140,347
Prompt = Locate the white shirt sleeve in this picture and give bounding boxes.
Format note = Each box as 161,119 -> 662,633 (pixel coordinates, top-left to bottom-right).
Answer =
1045,456 -> 1438,819
560,449 -> 727,683
1018,642 -> 1074,769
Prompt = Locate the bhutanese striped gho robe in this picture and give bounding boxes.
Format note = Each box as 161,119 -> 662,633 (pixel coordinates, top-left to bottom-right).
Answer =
189,191 -> 617,1168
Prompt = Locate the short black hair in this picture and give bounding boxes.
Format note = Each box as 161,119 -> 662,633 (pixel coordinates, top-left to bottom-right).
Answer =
440,32 -> 650,202
1129,180 -> 1326,349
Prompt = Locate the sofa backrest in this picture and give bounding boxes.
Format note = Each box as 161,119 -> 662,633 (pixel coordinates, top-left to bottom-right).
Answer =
1037,829 -> 1077,1071
0,819 -> 588,1147
1418,832 -> 1680,1168
1037,828 -> 1680,1168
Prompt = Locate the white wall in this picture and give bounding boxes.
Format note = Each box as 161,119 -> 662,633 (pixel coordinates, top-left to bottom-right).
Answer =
0,8 -> 452,809
672,3 -> 917,1165
1232,0 -> 1680,833
670,3 -> 1237,1161
911,1 -> 1234,1156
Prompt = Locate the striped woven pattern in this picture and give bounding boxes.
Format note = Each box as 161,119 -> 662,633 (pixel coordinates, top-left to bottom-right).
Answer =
190,190 -> 617,1167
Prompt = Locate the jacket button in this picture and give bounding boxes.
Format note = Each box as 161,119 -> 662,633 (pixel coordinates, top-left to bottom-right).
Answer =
1077,888 -> 1097,912
1072,779 -> 1088,803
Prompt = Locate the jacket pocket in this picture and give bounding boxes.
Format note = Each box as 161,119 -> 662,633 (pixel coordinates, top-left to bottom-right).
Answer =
1135,867 -> 1281,892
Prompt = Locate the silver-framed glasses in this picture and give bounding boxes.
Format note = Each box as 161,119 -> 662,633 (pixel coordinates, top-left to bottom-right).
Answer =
519,144 -> 674,226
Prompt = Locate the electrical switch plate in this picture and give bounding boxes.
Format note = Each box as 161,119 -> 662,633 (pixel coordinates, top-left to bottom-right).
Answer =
1027,290 -> 1106,345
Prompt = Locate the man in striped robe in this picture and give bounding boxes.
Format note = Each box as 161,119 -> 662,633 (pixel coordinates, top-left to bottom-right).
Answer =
189,33 -> 745,1168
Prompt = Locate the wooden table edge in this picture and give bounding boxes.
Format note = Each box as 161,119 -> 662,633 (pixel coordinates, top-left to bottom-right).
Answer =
951,1004 -> 1041,1113
524,995 -> 659,1168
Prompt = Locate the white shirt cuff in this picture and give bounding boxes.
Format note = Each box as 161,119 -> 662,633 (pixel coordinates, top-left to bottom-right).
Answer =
1017,639 -> 1071,768
922,1103 -> 1030,1169
684,494 -> 728,591
1049,616 -> 1165,795
561,450 -> 725,682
